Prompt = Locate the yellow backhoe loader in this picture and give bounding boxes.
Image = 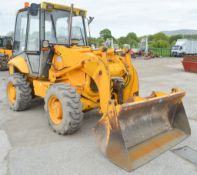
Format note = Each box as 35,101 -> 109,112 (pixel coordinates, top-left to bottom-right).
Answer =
7,2 -> 191,171
0,36 -> 12,71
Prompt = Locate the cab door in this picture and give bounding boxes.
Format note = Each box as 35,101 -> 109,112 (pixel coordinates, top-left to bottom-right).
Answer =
13,8 -> 41,76
13,11 -> 28,56
26,10 -> 40,75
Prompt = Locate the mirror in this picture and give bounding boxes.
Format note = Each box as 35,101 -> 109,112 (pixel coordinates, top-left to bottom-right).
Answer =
88,17 -> 94,25
29,3 -> 39,16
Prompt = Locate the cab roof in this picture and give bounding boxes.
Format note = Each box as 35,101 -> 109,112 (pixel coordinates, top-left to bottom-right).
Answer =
41,2 -> 87,16
19,2 -> 87,17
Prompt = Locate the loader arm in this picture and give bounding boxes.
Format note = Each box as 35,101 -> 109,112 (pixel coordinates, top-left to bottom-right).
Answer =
122,51 -> 139,99
82,50 -> 139,114
82,58 -> 112,113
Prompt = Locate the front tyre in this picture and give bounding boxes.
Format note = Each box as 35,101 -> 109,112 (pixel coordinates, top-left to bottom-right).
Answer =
44,84 -> 84,135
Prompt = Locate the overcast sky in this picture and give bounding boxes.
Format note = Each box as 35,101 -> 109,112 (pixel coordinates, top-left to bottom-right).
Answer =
0,0 -> 197,37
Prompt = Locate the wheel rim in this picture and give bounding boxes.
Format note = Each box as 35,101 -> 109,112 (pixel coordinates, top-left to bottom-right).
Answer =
48,96 -> 63,125
7,82 -> 16,104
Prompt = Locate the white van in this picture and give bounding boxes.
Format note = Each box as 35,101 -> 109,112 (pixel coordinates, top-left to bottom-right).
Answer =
171,39 -> 197,57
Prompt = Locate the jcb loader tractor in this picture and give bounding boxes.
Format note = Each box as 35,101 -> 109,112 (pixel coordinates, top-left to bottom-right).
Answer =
7,2 -> 191,171
0,36 -> 12,71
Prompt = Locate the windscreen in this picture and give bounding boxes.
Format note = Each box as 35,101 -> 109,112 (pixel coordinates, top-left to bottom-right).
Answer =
45,10 -> 87,46
172,46 -> 180,50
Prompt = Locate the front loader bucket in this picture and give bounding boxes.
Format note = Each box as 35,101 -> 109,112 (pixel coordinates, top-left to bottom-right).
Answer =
95,89 -> 191,172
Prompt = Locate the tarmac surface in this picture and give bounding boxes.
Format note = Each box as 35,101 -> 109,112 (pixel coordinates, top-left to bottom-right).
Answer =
0,57 -> 197,175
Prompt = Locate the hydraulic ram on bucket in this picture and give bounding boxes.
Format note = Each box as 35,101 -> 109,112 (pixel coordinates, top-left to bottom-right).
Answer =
95,89 -> 191,172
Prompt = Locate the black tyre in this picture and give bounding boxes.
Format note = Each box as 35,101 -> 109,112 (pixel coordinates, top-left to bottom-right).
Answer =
44,84 -> 84,135
7,73 -> 32,111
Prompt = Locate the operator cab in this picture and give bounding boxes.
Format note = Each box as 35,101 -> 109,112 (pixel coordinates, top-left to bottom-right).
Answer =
13,2 -> 88,76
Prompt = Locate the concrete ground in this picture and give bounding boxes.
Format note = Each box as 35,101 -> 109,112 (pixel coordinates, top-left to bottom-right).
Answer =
0,57 -> 197,175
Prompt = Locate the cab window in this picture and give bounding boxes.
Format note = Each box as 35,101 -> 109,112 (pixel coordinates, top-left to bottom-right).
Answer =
13,11 -> 28,55
27,12 -> 40,51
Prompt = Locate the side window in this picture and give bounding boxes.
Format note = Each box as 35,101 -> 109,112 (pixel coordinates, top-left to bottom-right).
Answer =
56,17 -> 69,44
13,11 -> 28,55
72,16 -> 86,45
45,13 -> 56,43
44,10 -> 70,45
27,13 -> 40,51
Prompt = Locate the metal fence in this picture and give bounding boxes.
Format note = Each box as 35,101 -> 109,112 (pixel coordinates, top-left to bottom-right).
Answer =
150,48 -> 171,57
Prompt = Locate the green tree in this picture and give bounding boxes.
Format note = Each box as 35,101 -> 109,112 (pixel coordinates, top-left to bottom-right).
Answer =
150,32 -> 169,42
117,37 -> 127,47
169,35 -> 183,46
99,29 -> 112,40
88,37 -> 97,46
126,32 -> 139,47
184,34 -> 197,39
148,32 -> 170,48
117,32 -> 139,48
171,40 -> 176,47
150,40 -> 170,48
126,32 -> 139,42
96,37 -> 105,47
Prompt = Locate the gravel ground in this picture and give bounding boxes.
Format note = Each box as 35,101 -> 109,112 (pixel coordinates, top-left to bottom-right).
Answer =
0,57 -> 197,175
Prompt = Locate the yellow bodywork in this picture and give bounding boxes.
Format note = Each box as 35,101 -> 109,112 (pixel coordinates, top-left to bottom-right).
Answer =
0,49 -> 12,59
8,45 -> 139,112
8,56 -> 29,74
16,46 -> 138,112
41,2 -> 87,16
48,95 -> 63,125
8,2 -> 191,172
7,82 -> 16,104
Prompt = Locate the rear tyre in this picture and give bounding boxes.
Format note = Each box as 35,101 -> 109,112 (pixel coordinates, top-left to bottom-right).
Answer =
44,84 -> 84,135
7,73 -> 32,111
